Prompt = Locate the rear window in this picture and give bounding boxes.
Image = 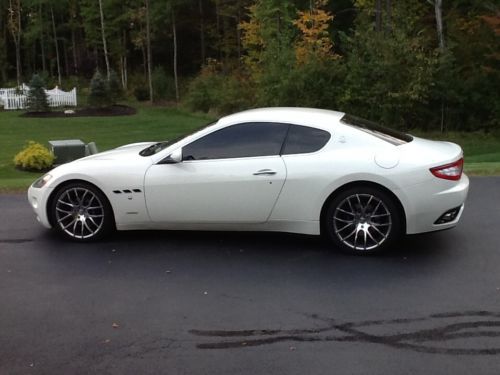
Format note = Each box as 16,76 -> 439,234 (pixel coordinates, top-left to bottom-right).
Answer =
340,114 -> 413,145
282,125 -> 331,155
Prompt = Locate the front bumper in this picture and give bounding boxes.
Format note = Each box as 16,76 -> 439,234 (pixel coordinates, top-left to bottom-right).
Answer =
27,184 -> 53,229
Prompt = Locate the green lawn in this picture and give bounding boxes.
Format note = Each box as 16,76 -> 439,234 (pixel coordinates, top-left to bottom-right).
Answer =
0,107 -> 499,192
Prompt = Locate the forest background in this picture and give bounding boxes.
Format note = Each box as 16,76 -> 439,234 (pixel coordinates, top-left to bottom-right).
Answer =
1,0 -> 499,131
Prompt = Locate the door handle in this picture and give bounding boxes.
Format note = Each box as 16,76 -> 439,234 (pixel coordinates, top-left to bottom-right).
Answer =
253,169 -> 277,176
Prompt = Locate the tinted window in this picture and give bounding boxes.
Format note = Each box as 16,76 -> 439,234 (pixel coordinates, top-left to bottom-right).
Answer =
183,122 -> 289,160
340,114 -> 413,145
282,125 -> 331,155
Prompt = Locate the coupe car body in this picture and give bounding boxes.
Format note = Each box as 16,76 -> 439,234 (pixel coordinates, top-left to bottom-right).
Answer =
28,107 -> 469,253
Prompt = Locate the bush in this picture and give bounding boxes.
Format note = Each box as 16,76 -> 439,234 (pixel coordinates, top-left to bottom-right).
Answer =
14,141 -> 55,171
88,70 -> 110,107
26,74 -> 50,112
108,70 -> 123,103
152,66 -> 175,101
185,66 -> 251,115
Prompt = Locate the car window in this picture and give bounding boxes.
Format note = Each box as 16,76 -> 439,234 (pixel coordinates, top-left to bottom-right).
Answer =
282,125 -> 331,155
183,122 -> 289,160
340,114 -> 413,145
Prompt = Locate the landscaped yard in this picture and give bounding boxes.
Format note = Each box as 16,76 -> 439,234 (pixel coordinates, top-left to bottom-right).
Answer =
1,106 -> 499,192
0,105 -> 213,191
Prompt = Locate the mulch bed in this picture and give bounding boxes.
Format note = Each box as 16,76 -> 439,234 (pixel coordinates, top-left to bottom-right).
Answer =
21,104 -> 137,118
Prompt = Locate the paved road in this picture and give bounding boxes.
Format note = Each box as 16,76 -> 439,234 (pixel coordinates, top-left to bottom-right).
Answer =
1,177 -> 500,375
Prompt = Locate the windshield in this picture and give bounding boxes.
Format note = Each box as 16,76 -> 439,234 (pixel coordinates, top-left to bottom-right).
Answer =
139,121 -> 217,156
340,114 -> 413,145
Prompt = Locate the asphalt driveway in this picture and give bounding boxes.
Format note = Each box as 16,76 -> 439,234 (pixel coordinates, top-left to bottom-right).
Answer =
1,177 -> 500,375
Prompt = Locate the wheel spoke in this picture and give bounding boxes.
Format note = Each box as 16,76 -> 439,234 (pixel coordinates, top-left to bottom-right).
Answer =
336,207 -> 355,216
334,217 -> 354,224
61,218 -> 76,229
57,213 -> 73,223
336,222 -> 354,233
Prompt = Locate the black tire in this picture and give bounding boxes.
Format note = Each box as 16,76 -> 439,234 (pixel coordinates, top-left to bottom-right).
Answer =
49,182 -> 114,242
325,186 -> 403,255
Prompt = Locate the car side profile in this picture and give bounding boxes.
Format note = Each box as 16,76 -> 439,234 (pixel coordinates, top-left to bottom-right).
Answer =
28,107 -> 469,254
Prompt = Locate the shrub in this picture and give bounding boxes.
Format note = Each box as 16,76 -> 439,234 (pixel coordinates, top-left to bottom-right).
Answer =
26,74 -> 50,112
185,66 -> 251,115
88,70 -> 111,107
14,141 -> 55,171
108,70 -> 123,104
152,66 -> 175,101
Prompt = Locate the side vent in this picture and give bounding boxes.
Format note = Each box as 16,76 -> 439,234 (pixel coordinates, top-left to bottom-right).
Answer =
113,189 -> 142,194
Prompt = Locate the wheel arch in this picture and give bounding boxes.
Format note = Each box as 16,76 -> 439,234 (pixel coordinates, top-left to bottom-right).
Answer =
46,179 -> 116,228
319,180 -> 407,235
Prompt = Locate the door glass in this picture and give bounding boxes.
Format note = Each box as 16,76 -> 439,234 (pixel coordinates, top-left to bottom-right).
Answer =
282,125 -> 331,155
183,122 -> 289,160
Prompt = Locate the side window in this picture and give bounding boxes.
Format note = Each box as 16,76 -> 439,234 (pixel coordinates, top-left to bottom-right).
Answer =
183,122 -> 289,160
282,125 -> 331,155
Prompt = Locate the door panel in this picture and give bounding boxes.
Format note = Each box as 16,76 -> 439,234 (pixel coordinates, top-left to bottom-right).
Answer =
144,156 -> 286,223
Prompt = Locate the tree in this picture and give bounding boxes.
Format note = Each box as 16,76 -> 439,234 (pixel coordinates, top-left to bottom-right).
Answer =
26,73 -> 50,111
145,0 -> 153,103
50,3 -> 62,85
98,0 -> 111,78
88,70 -> 110,107
293,0 -> 335,65
7,0 -> 21,85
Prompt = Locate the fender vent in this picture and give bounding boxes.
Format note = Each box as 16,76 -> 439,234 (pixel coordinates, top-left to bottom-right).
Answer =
113,189 -> 142,194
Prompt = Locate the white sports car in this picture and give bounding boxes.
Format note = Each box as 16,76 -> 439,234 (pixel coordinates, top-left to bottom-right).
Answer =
28,108 -> 469,254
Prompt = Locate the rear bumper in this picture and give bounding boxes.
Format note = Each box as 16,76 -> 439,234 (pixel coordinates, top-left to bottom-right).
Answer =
403,174 -> 469,234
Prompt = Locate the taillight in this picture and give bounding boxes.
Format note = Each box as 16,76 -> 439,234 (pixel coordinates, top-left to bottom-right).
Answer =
430,158 -> 464,181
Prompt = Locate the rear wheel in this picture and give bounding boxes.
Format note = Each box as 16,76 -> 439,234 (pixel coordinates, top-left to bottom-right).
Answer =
50,182 -> 114,241
325,186 -> 402,254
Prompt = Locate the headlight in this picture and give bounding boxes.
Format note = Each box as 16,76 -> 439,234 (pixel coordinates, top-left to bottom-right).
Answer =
32,174 -> 53,188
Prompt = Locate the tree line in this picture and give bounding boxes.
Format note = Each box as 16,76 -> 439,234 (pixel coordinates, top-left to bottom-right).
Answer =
1,0 -> 499,131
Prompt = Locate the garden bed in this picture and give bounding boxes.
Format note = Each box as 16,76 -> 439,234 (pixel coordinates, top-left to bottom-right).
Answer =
21,104 -> 137,118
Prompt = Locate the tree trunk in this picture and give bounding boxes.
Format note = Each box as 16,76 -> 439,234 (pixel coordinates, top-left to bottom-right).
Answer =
8,0 -> 22,86
98,0 -> 111,78
385,0 -> 392,33
172,10 -> 179,102
39,3 -> 47,73
375,0 -> 382,32
236,4 -> 241,63
51,5 -> 62,86
71,28 -> 78,74
434,0 -> 445,50
215,0 -> 221,60
120,30 -> 127,89
145,0 -> 153,103
199,0 -> 205,64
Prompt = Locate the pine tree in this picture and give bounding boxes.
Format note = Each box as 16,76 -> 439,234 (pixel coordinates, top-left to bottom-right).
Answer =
26,74 -> 50,112
88,70 -> 110,107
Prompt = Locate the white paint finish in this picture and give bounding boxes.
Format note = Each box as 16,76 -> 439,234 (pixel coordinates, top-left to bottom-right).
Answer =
375,149 -> 400,169
144,156 -> 286,223
27,107 -> 470,237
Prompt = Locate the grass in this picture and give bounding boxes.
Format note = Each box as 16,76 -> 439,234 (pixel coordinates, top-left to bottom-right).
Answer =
0,103 -> 213,192
0,106 -> 499,192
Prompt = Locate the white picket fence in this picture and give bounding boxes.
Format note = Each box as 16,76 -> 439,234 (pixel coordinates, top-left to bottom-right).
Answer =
0,84 -> 77,110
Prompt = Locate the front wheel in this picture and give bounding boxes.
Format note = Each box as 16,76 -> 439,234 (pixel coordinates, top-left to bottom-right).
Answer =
325,187 -> 403,254
50,182 -> 114,241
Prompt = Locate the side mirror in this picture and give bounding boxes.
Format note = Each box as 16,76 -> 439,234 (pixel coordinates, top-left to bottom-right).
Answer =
161,148 -> 183,164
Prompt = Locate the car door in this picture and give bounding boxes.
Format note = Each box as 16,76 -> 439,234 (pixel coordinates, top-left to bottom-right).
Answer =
144,122 -> 289,223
